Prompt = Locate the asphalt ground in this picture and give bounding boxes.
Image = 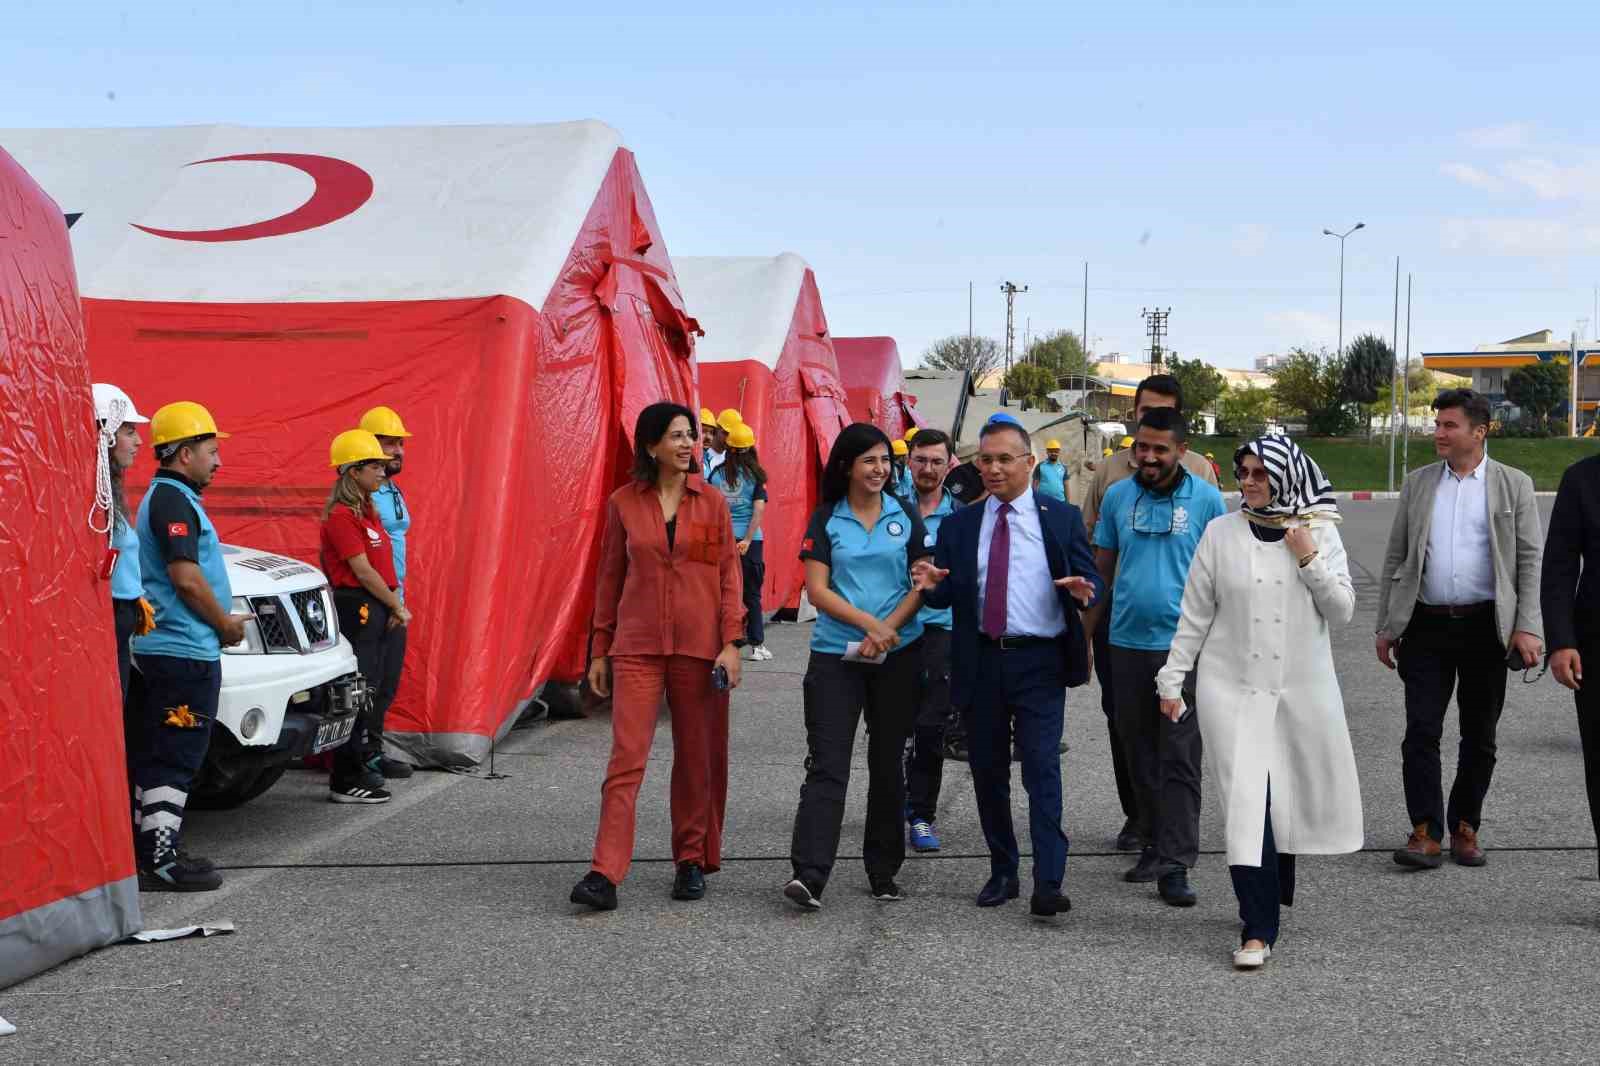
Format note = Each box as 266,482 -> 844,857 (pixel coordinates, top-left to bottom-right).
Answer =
5,500 -> 1599,1065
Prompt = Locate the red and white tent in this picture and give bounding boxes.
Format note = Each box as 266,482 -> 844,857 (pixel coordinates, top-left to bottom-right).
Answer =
2,122 -> 700,766
0,145 -> 141,988
833,336 -> 925,439
673,255 -> 850,610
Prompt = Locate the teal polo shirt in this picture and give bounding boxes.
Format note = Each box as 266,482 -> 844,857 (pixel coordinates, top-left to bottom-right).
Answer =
1093,469 -> 1225,651
799,492 -> 932,655
914,489 -> 958,630
1035,459 -> 1067,501
708,464 -> 768,541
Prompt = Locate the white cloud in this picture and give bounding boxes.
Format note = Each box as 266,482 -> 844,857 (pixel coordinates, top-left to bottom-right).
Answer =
1463,122 -> 1536,150
1441,162 -> 1505,193
1499,157 -> 1600,203
1231,223 -> 1269,257
1441,216 -> 1600,256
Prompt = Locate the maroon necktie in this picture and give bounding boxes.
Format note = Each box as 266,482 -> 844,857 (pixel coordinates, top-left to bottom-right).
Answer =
982,502 -> 1012,638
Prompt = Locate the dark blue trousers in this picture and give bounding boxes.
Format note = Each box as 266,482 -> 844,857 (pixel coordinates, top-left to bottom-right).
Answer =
1228,784 -> 1296,946
964,640 -> 1069,890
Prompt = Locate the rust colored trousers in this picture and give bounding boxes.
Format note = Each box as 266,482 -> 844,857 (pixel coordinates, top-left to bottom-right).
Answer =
591,654 -> 730,883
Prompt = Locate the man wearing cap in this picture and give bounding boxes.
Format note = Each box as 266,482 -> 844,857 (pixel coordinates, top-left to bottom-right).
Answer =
360,405 -> 417,780
1081,375 -> 1217,855
700,408 -> 726,480
1034,438 -> 1068,502
130,401 -> 247,892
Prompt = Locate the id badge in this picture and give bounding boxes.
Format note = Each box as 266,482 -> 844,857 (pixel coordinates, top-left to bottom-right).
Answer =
99,547 -> 120,581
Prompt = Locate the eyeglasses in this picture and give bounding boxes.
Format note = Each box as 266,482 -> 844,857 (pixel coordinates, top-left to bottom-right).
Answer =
909,456 -> 949,469
1236,467 -> 1270,484
974,453 -> 1025,468
1131,490 -> 1175,535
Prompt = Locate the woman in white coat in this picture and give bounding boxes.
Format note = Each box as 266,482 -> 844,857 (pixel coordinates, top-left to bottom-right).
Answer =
1157,435 -> 1362,970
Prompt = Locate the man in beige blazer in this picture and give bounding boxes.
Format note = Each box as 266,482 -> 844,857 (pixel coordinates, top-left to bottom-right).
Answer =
1376,389 -> 1543,870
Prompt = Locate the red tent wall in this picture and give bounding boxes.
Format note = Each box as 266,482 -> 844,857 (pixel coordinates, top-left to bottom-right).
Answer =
83,148 -> 697,767
0,146 -> 141,989
698,268 -> 848,611
833,336 -> 923,439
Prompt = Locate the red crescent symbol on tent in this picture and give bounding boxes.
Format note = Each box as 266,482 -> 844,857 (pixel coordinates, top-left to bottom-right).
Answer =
131,153 -> 374,242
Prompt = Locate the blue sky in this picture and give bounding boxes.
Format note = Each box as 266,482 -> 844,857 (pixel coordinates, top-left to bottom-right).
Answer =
7,0 -> 1600,368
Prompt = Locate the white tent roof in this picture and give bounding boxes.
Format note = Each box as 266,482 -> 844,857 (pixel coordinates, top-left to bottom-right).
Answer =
672,254 -> 811,369
0,121 -> 623,307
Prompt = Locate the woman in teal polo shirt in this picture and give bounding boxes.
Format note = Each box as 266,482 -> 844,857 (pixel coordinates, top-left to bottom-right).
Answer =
784,423 -> 931,911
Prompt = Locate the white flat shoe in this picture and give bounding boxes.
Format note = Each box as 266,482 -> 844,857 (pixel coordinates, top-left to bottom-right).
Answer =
1232,944 -> 1271,970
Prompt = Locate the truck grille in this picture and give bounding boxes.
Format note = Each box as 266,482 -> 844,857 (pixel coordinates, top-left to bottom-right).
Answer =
246,585 -> 337,654
292,587 -> 337,650
249,596 -> 300,652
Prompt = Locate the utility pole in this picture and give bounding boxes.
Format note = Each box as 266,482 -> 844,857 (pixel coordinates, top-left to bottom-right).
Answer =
1001,281 -> 1028,374
1082,261 -> 1089,367
1402,274 -> 1412,474
968,282 -> 973,342
1322,222 -> 1365,357
1387,256 -> 1400,492
1141,307 -> 1170,372
1572,326 -> 1582,438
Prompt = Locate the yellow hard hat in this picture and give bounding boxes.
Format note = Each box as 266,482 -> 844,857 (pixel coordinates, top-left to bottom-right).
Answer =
330,428 -> 389,469
904,427 -> 920,441
1103,447 -> 1114,457
727,423 -> 756,449
1045,439 -> 1061,450
891,438 -> 909,456
1120,435 -> 1134,448
699,407 -> 717,428
716,408 -> 743,433
359,405 -> 412,439
149,401 -> 230,447
1205,452 -> 1215,460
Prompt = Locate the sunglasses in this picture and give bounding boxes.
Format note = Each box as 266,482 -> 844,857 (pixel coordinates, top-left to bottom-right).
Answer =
1235,467 -> 1270,484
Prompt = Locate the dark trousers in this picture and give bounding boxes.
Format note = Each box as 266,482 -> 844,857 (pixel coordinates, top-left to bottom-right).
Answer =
1092,604 -> 1138,824
740,541 -> 766,646
128,653 -> 222,866
1573,653 -> 1600,879
790,640 -> 921,891
1397,608 -> 1507,841
373,618 -> 407,750
1228,784 -> 1296,947
113,598 -> 139,704
905,625 -> 952,823
1111,645 -> 1202,870
332,589 -> 403,785
965,640 -> 1069,889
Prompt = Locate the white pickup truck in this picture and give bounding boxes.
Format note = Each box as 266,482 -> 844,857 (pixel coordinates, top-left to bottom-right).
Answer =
185,545 -> 366,808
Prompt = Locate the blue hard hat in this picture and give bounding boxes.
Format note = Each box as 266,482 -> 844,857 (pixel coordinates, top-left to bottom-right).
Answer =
986,412 -> 1023,427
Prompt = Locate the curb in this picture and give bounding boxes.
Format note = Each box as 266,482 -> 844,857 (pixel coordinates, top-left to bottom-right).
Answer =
1332,491 -> 1558,500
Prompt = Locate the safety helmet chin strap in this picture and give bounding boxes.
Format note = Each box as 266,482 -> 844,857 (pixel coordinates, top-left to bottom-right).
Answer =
89,395 -> 129,543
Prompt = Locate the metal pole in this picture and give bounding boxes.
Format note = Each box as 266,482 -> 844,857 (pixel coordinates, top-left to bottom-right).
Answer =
968,282 -> 973,342
1082,261 -> 1089,366
1387,256 -> 1399,489
1403,274 -> 1412,474
1337,236 -> 1346,359
1572,328 -> 1581,438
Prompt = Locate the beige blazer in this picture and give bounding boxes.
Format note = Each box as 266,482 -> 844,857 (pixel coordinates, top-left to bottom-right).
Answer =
1375,456 -> 1544,646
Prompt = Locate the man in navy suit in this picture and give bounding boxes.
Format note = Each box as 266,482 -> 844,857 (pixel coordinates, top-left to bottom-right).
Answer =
914,419 -> 1102,917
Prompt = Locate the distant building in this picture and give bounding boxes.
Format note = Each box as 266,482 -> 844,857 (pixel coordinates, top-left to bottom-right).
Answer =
1255,352 -> 1289,371
1422,329 -> 1596,420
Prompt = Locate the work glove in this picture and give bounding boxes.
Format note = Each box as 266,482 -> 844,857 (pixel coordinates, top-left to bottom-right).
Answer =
135,597 -> 157,636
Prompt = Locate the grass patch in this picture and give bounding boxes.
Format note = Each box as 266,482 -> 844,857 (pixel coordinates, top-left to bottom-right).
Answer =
1191,435 -> 1600,491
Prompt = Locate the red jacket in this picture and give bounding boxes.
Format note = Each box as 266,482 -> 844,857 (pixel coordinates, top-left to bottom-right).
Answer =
591,476 -> 745,660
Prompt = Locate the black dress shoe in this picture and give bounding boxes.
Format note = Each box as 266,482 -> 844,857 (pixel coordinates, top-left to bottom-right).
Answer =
1114,820 -> 1143,852
378,757 -> 414,780
671,863 -> 706,901
570,871 -> 618,911
1124,845 -> 1161,883
1029,888 -> 1072,918
976,874 -> 1021,907
1158,868 -> 1197,907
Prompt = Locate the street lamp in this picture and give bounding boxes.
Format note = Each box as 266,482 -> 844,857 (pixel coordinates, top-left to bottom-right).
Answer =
1322,222 -> 1365,357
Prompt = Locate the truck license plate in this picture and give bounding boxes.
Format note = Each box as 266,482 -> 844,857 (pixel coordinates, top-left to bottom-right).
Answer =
312,714 -> 357,754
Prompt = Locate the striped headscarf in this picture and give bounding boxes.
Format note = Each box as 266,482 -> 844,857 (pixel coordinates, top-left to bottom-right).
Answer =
1233,434 -> 1341,526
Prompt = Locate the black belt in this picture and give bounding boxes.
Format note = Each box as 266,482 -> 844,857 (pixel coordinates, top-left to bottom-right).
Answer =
978,634 -> 1058,650
1415,600 -> 1493,619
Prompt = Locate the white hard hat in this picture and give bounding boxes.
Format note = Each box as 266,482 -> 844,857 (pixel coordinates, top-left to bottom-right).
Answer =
92,383 -> 149,425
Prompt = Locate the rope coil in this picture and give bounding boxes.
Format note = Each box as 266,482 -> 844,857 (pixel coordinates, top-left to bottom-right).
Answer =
88,395 -> 128,545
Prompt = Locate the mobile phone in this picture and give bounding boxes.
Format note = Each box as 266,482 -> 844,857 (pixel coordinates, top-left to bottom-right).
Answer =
712,665 -> 730,691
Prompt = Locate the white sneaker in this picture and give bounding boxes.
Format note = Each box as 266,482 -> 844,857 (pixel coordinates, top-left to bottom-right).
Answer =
752,645 -> 774,661
1232,943 -> 1271,970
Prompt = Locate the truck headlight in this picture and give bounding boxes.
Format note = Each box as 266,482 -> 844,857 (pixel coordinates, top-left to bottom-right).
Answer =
222,596 -> 267,655
239,707 -> 265,739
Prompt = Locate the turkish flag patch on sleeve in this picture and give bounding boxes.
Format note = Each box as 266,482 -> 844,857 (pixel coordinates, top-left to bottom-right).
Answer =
801,537 -> 814,551
168,522 -> 190,538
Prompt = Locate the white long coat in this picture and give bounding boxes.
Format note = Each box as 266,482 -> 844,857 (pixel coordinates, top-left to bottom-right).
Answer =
1155,511 -> 1363,866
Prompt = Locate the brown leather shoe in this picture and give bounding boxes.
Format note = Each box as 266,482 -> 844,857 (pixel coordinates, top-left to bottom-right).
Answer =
1392,822 -> 1443,869
1449,821 -> 1487,867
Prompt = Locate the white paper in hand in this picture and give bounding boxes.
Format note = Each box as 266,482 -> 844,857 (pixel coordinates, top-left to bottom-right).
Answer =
842,641 -> 889,665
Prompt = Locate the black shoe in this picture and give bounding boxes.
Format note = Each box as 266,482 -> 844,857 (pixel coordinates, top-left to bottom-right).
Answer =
177,848 -> 217,874
1124,845 -> 1161,883
976,874 -> 1021,907
1158,869 -> 1197,907
1030,885 -> 1072,918
671,863 -> 706,901
870,876 -> 906,902
138,855 -> 223,893
570,871 -> 618,911
1114,820 -> 1143,852
783,877 -> 823,911
378,757 -> 414,780
942,736 -> 969,762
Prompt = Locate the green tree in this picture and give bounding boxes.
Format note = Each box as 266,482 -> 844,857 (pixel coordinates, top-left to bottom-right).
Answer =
1002,363 -> 1058,410
1341,333 -> 1396,439
921,334 -> 1003,383
1216,384 -> 1274,439
1164,354 -> 1227,415
1024,329 -> 1091,379
1269,346 -> 1354,436
1505,359 -> 1570,433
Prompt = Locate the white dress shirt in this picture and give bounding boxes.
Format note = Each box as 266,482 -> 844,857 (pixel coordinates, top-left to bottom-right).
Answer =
1421,453 -> 1494,606
976,486 -> 1066,638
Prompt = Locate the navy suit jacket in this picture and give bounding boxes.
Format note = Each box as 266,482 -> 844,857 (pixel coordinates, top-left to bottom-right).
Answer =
922,494 -> 1103,710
